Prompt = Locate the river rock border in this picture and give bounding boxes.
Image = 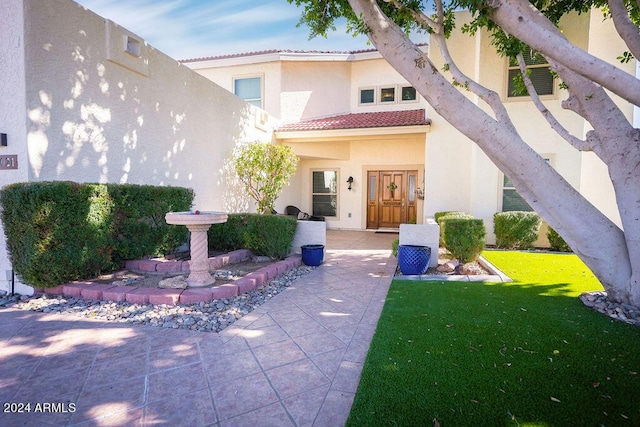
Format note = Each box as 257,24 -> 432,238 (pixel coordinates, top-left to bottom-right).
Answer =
580,291 -> 640,327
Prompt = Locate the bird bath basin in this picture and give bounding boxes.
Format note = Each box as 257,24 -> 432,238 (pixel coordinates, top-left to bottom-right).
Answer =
165,211 -> 228,287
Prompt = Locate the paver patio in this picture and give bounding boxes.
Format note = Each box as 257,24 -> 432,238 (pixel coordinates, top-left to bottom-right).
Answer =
0,230 -> 397,426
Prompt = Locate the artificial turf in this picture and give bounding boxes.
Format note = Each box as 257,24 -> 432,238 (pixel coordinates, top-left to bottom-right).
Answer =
347,251 -> 640,426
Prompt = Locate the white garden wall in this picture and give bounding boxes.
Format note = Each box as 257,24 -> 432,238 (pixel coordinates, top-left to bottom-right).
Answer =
0,0 -> 276,294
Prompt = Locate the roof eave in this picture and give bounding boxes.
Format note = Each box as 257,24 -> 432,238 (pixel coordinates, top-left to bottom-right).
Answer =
275,124 -> 431,141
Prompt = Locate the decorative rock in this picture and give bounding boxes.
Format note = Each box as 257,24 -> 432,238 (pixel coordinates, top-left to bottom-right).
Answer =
158,276 -> 188,289
436,259 -> 459,273
0,265 -> 316,333
579,291 -> 640,327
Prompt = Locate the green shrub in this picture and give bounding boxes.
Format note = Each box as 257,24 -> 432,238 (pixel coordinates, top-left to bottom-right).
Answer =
443,218 -> 486,263
0,181 -> 193,288
391,238 -> 399,257
436,211 -> 473,246
547,226 -> 572,252
208,213 -> 297,259
493,211 -> 541,249
106,184 -> 193,263
0,182 -> 113,289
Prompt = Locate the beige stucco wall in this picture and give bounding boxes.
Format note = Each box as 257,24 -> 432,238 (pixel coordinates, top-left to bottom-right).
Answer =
23,0 -> 273,208
188,59 -> 283,121
279,134 -> 425,229
425,9 -> 624,244
280,61 -> 351,123
0,0 -> 274,293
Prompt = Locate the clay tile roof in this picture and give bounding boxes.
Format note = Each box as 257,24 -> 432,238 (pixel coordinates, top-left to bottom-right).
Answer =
277,109 -> 430,132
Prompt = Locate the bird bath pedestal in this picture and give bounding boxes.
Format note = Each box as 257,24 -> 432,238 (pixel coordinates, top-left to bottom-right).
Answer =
165,211 -> 228,287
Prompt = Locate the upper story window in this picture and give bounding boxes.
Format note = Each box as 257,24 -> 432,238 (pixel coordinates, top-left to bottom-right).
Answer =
358,85 -> 419,106
380,86 -> 396,103
507,51 -> 554,98
359,87 -> 375,105
234,76 -> 262,108
401,86 -> 417,102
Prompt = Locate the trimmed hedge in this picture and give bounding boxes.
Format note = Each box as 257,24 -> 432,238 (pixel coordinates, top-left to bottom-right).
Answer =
443,218 -> 486,263
0,181 -> 193,288
547,226 -> 572,252
435,211 -> 474,246
208,213 -> 297,259
493,211 -> 541,249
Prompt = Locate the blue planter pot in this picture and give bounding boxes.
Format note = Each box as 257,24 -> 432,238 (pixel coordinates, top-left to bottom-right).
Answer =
301,244 -> 325,266
397,245 -> 431,275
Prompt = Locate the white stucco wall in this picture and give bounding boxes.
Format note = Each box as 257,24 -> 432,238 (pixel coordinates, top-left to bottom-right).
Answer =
187,59 -> 283,121
0,0 -> 32,294
0,0 -> 275,294
425,9 -> 622,242
23,0 -> 273,209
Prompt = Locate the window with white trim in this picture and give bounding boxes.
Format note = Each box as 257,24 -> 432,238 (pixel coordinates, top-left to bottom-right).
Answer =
502,157 -> 551,211
359,87 -> 375,105
400,85 -> 418,102
380,86 -> 396,103
234,76 -> 262,108
507,51 -> 554,98
312,170 -> 338,217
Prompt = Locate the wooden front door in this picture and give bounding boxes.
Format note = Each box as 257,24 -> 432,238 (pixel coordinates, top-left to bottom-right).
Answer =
367,170 -> 418,229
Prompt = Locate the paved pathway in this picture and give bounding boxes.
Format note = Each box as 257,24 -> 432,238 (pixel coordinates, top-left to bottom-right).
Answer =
0,230 -> 397,426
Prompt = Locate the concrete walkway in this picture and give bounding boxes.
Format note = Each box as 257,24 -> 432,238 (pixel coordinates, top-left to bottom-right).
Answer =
0,230 -> 397,426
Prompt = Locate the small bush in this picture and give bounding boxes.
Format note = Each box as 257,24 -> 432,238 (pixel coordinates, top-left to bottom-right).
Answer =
436,211 -> 473,246
208,213 -> 297,259
493,211 -> 541,249
391,238 -> 399,257
547,226 -> 572,252
434,211 -> 466,224
444,218 -> 486,263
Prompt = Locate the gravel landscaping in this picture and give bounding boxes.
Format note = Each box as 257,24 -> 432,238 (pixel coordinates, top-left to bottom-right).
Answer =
0,265 -> 315,333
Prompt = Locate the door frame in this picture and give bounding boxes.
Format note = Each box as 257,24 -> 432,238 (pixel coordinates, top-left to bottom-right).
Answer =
366,169 -> 419,229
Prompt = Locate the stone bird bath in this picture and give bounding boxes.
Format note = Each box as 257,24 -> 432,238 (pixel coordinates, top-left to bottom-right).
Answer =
165,211 -> 228,287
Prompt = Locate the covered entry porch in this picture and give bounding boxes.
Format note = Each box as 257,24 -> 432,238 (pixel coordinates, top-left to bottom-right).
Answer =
275,109 -> 430,230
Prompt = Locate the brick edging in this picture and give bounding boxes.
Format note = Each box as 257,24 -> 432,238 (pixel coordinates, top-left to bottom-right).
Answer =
36,253 -> 303,306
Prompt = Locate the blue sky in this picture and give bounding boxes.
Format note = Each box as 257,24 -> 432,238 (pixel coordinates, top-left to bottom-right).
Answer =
75,0 -> 394,60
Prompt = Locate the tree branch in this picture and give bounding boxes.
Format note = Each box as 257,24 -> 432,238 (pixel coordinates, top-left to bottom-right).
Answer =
514,52 -> 592,151
608,0 -> 640,60
382,0 -> 441,33
488,0 -> 640,107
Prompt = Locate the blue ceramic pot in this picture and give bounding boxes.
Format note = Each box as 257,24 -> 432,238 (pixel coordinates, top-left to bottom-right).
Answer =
397,245 -> 431,275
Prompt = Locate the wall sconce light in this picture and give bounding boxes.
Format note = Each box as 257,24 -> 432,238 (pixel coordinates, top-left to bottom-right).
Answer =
346,176 -> 354,191
416,187 -> 425,200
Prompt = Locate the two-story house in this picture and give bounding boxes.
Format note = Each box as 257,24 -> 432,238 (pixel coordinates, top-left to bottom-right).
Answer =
183,9 -> 632,243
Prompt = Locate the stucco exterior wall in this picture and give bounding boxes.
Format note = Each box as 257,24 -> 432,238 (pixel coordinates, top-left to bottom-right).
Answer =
188,60 -> 283,121
425,9 -> 622,242
23,0 -> 272,209
349,56 -> 430,113
280,61 -> 351,123
0,0 -> 32,294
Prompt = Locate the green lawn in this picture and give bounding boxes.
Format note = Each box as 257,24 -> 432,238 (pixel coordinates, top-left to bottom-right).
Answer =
347,251 -> 640,426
